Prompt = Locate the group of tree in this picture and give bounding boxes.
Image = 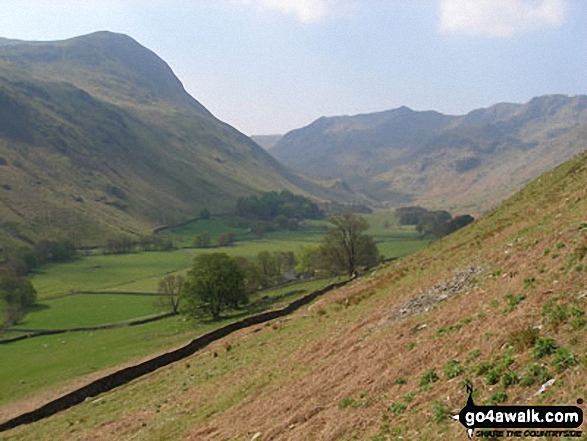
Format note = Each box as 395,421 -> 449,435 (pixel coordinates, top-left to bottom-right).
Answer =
0,270 -> 37,328
234,190 -> 324,236
157,250 -> 296,320
104,234 -> 174,254
2,238 -> 76,276
193,231 -> 236,249
235,250 -> 296,294
395,206 -> 474,239
176,213 -> 380,320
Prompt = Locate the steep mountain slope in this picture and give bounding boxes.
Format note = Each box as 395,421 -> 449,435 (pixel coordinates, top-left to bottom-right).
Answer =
251,134 -> 283,151
6,151 -> 587,439
272,96 -> 587,214
0,32 -> 349,247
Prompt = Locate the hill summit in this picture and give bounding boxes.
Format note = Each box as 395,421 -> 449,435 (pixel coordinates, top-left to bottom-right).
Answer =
0,31 -> 347,247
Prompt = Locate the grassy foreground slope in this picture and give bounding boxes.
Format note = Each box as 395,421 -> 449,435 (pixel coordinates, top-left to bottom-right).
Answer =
6,151 -> 587,439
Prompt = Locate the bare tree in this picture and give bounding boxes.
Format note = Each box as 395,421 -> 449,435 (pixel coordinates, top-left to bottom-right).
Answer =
318,213 -> 380,277
157,274 -> 185,314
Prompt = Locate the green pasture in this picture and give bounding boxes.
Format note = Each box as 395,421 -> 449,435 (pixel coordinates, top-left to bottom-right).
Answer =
29,239 -> 322,299
0,213 -> 430,411
30,250 -> 195,300
12,294 -> 160,330
0,277 -> 337,407
163,217 -> 251,247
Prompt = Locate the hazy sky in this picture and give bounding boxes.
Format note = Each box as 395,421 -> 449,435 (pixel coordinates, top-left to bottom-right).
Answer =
0,0 -> 585,135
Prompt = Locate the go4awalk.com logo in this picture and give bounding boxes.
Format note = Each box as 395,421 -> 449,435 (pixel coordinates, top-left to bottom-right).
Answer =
452,385 -> 584,439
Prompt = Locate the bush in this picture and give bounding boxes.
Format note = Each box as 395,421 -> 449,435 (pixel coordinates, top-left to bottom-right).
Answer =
520,363 -> 550,387
444,360 -> 464,379
553,348 -> 578,372
488,391 -> 508,404
533,338 -> 558,359
419,370 -> 439,387
215,232 -> 236,247
508,327 -> 540,352
504,293 -> 526,312
432,400 -> 450,424
0,271 -> 37,327
501,371 -> 519,388
388,402 -> 407,416
193,231 -> 212,248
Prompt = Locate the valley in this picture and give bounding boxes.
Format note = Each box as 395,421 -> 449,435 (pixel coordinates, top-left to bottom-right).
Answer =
5,148 -> 585,440
0,21 -> 585,441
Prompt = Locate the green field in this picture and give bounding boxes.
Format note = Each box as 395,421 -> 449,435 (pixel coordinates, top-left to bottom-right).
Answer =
0,277 -> 338,407
30,250 -> 195,300
0,214 -> 429,413
12,294 -> 160,330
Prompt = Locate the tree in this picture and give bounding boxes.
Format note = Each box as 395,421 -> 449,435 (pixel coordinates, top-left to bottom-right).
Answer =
215,231 -> 236,247
234,256 -> 263,294
156,274 -> 185,314
295,247 -> 319,277
0,271 -> 37,327
199,208 -> 211,219
193,231 -> 212,248
182,253 -> 245,320
317,213 -> 380,277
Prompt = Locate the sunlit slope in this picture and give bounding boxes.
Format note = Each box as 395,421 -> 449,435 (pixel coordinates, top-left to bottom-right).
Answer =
0,31 -> 351,247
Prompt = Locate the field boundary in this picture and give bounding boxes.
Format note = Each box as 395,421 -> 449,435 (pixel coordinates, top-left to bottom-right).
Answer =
0,277 -> 337,345
0,278 -> 352,433
0,312 -> 177,345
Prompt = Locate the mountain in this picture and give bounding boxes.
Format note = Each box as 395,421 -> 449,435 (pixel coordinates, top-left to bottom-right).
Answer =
251,134 -> 283,151
8,140 -> 587,440
271,96 -> 587,214
0,31 -> 350,247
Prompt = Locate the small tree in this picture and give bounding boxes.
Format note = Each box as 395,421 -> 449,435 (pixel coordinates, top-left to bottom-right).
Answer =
156,274 -> 185,314
193,231 -> 212,248
295,247 -> 319,277
0,271 -> 37,327
317,213 -> 380,277
199,208 -> 211,219
182,253 -> 245,320
215,231 -> 236,247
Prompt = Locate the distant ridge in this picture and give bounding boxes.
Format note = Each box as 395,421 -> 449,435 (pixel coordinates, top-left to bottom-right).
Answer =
271,94 -> 587,213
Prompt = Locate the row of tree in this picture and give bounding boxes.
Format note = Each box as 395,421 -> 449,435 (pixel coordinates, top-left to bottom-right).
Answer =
193,231 -> 236,248
395,206 -> 474,239
103,234 -> 174,255
236,190 -> 324,222
160,213 -> 380,320
3,238 -> 76,276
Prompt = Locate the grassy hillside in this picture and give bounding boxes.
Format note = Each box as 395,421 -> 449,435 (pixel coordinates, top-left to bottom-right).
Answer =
4,152 -> 586,438
272,96 -> 587,215
0,32 -> 352,248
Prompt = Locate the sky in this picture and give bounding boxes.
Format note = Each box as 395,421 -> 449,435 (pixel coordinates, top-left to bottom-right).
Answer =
0,0 -> 585,135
